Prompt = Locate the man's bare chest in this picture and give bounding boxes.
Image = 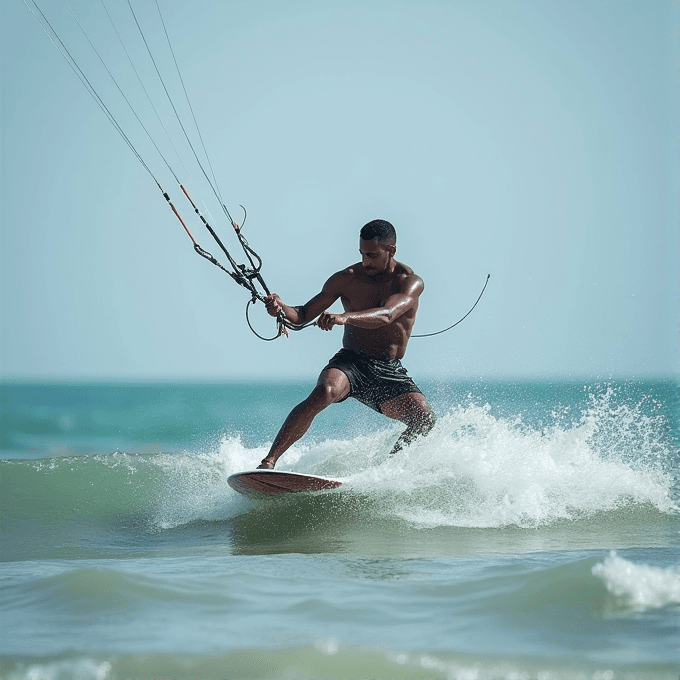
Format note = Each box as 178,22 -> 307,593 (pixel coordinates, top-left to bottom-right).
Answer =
340,277 -> 398,311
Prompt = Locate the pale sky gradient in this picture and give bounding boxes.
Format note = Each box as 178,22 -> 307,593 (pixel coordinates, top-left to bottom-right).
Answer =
1,0 -> 678,381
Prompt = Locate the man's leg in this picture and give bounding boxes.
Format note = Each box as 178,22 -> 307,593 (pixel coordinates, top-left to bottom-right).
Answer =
380,392 -> 435,455
258,368 -> 350,469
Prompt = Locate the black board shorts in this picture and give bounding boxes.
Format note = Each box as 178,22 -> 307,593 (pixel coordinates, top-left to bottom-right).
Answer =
322,348 -> 423,413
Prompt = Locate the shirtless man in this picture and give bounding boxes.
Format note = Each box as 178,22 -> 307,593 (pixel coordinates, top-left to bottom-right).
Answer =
257,219 -> 435,469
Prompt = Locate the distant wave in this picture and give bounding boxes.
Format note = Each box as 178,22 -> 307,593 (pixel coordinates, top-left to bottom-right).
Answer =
2,645 -> 676,680
593,551 -> 680,613
2,548 -> 679,680
2,550 -> 678,679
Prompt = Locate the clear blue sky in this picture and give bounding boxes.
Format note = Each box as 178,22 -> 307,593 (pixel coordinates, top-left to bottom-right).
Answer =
1,0 -> 678,381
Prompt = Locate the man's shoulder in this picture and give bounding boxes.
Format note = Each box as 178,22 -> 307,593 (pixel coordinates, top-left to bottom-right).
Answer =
328,262 -> 422,286
395,261 -> 416,277
395,262 -> 423,285
331,263 -> 362,281
322,265 -> 359,292
338,263 -> 416,281
393,264 -> 424,299
329,264 -> 359,279
340,261 -> 419,276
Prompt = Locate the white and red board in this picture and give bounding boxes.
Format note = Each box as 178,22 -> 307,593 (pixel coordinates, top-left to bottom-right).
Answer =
227,469 -> 342,499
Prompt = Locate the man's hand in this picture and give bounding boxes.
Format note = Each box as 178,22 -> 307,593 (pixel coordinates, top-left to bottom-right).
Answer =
317,311 -> 347,331
264,293 -> 283,318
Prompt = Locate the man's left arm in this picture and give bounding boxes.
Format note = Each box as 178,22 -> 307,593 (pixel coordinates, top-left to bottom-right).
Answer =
317,275 -> 423,330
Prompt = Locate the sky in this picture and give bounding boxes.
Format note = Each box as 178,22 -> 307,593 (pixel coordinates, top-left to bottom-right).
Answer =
1,0 -> 678,381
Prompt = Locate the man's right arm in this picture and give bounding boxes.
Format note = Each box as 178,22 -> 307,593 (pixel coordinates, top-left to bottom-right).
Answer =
264,272 -> 344,325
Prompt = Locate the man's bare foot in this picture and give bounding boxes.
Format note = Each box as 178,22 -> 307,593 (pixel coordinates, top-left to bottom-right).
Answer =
257,459 -> 275,469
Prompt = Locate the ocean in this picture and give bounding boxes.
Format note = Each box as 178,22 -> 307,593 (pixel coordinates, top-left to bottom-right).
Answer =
1,378 -> 678,679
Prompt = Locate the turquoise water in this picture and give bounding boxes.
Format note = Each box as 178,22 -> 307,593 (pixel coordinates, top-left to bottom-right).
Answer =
1,379 -> 678,679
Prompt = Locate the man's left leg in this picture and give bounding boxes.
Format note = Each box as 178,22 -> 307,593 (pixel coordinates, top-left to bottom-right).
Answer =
257,368 -> 350,469
380,392 -> 435,455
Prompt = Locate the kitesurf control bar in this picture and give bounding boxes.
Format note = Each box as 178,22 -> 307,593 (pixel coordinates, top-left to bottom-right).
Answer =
161,184 -> 298,340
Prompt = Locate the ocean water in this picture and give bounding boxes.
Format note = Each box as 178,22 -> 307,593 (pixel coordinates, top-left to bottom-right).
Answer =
1,378 -> 678,679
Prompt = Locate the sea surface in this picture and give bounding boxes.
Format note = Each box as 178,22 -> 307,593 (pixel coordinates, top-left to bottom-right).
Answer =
1,378 -> 678,679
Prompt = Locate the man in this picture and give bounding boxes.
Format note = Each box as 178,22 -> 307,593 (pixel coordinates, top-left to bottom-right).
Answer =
257,219 -> 435,469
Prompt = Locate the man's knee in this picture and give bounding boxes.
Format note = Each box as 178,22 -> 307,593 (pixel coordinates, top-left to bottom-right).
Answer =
381,392 -> 433,424
312,368 -> 350,406
309,381 -> 347,408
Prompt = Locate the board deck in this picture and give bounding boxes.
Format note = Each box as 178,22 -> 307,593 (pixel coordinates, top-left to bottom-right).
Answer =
227,469 -> 342,498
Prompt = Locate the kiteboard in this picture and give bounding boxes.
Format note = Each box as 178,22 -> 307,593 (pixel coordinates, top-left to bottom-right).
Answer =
227,469 -> 342,499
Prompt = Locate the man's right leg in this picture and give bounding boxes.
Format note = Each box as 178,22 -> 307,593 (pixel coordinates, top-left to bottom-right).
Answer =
258,368 -> 350,469
380,391 -> 436,455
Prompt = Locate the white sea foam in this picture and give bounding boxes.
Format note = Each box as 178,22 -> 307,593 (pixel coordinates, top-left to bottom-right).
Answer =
592,551 -> 680,612
5,659 -> 112,680
150,436 -> 263,529
150,387 -> 676,531
339,401 -> 676,529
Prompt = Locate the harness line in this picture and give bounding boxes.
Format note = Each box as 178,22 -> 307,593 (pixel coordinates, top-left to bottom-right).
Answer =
412,274 -> 490,338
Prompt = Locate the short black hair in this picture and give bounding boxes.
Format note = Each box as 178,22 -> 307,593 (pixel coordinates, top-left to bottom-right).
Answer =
360,219 -> 396,245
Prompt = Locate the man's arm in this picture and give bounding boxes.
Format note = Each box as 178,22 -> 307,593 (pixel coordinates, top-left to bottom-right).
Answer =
265,272 -> 343,325
317,275 -> 423,331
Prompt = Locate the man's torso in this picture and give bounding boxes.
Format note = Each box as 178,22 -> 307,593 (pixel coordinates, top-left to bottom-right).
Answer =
336,261 -> 419,360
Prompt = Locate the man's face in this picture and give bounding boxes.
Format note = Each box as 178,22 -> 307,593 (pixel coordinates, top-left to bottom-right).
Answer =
360,238 -> 395,277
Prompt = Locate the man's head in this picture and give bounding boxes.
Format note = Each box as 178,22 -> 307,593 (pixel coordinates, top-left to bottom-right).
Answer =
360,219 -> 396,245
359,219 -> 396,277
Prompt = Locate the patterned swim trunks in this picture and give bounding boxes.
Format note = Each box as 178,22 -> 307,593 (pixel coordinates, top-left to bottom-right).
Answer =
322,348 -> 423,413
